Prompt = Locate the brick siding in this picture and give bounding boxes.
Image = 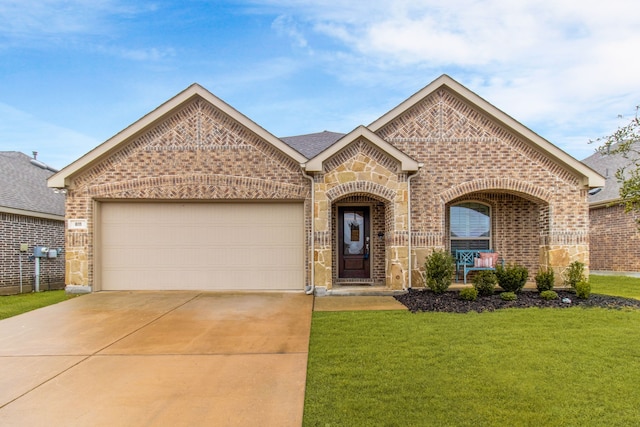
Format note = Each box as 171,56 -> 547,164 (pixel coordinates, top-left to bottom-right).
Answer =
590,204 -> 640,271
65,98 -> 310,287
376,88 -> 589,282
62,85 -> 592,290
0,213 -> 65,294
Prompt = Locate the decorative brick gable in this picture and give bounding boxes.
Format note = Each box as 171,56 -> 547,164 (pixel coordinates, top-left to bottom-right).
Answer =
375,88 -> 589,285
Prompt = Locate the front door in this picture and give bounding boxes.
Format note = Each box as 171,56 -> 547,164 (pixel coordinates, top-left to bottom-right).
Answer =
338,206 -> 370,279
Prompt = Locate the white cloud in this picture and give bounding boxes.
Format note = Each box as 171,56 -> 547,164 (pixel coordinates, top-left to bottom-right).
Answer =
0,0 -> 132,38
99,46 -> 177,62
272,14 -> 309,48
0,0 -> 158,52
249,0 -> 640,158
0,102 -> 99,169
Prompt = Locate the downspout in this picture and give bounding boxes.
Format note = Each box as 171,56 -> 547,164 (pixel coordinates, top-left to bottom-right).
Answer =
406,164 -> 424,290
301,165 -> 315,295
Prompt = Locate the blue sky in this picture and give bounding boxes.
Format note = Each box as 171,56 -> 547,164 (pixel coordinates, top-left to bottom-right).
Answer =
1,0 -> 639,170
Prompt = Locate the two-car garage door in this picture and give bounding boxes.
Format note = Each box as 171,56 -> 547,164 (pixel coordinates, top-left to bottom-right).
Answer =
99,202 -> 304,291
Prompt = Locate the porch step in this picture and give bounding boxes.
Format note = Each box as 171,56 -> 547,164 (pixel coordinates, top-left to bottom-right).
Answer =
323,285 -> 407,297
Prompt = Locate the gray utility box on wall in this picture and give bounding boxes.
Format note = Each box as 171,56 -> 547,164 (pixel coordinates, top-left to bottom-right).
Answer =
34,246 -> 49,257
34,246 -> 57,258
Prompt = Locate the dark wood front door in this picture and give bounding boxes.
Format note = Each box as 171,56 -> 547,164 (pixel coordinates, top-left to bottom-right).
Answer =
338,206 -> 370,279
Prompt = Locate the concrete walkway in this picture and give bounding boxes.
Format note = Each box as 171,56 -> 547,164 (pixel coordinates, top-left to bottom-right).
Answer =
313,295 -> 407,312
0,291 -> 313,426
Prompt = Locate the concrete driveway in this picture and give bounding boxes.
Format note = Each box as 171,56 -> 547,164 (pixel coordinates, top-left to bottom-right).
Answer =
0,291 -> 313,426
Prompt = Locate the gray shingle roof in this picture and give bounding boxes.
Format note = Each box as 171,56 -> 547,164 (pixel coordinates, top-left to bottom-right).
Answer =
582,142 -> 636,204
280,131 -> 345,158
0,152 -> 65,216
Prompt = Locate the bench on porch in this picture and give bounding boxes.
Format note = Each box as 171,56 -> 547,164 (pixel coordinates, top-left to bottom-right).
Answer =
455,250 -> 503,284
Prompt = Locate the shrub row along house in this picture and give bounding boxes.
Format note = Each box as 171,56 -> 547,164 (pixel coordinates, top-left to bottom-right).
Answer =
47,75 -> 604,294
1,152 -> 65,294
583,144 -> 640,272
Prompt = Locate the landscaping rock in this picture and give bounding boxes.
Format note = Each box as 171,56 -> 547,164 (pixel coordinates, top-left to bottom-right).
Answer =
395,289 -> 640,313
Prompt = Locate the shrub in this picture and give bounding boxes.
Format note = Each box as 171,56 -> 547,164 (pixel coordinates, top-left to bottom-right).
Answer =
535,267 -> 555,292
495,264 -> 529,293
424,250 -> 456,294
575,280 -> 591,299
539,290 -> 558,300
500,292 -> 517,301
459,287 -> 478,301
472,270 -> 497,296
564,261 -> 585,289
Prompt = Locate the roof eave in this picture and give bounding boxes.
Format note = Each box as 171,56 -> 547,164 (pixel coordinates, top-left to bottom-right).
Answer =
48,84 -> 307,188
304,125 -> 419,172
589,197 -> 622,209
0,205 -> 65,221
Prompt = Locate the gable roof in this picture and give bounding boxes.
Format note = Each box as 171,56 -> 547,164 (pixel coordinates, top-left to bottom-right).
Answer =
582,142 -> 634,206
0,152 -> 65,219
280,131 -> 345,158
304,126 -> 421,172
48,84 -> 307,188
369,74 -> 605,188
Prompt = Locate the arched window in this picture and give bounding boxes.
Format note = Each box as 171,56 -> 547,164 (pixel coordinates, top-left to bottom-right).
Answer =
450,202 -> 491,252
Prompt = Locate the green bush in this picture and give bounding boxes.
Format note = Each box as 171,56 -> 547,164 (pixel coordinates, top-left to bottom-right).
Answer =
535,267 -> 555,292
564,261 -> 585,289
575,280 -> 591,299
459,287 -> 478,301
424,250 -> 456,294
539,290 -> 558,300
500,292 -> 517,301
495,264 -> 529,293
472,270 -> 497,296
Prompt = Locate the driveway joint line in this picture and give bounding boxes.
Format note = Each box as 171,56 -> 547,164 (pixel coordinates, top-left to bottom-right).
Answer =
0,354 -> 93,410
92,292 -> 203,355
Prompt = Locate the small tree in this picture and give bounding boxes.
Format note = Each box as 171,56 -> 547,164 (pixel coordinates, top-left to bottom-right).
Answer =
535,267 -> 555,292
563,261 -> 585,289
592,106 -> 640,225
424,250 -> 455,294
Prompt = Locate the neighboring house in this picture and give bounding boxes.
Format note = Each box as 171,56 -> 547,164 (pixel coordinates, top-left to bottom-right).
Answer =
583,144 -> 640,272
48,75 -> 604,294
0,152 -> 66,295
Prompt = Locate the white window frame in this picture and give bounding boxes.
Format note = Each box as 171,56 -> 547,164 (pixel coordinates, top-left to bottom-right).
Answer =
450,201 -> 492,251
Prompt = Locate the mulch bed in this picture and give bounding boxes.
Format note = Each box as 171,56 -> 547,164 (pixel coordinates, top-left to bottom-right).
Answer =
395,289 -> 640,313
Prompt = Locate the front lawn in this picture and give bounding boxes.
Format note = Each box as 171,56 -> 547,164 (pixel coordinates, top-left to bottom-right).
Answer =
590,274 -> 640,300
304,277 -> 640,426
0,290 -> 78,320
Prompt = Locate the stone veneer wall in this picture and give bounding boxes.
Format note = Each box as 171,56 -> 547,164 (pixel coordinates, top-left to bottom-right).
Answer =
64,98 -> 310,289
313,138 -> 409,290
0,213 -> 65,294
590,204 -> 640,271
376,88 -> 590,286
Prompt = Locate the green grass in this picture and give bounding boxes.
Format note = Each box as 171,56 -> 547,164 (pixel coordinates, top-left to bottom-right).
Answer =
0,290 -> 78,320
304,278 -> 640,426
590,274 -> 640,299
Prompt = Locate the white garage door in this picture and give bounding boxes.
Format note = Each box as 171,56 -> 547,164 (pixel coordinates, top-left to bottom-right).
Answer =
99,202 -> 304,291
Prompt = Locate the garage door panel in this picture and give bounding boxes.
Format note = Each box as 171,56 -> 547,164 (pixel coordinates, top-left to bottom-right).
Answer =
100,203 -> 304,291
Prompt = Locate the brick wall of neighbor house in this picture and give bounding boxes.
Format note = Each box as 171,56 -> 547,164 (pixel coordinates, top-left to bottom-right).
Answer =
0,213 -> 65,295
375,88 -> 589,285
64,98 -> 310,288
590,204 -> 640,271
